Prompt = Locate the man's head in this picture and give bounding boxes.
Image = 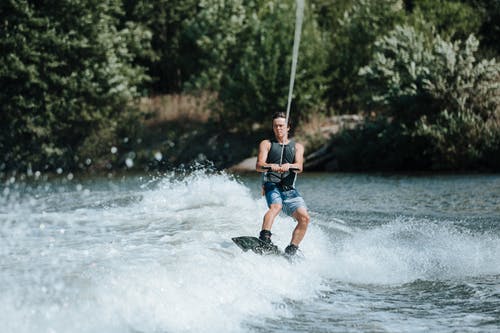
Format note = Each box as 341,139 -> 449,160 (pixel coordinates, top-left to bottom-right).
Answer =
272,112 -> 290,142
272,112 -> 289,123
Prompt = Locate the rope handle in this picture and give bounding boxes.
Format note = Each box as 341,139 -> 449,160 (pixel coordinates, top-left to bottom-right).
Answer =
261,166 -> 299,171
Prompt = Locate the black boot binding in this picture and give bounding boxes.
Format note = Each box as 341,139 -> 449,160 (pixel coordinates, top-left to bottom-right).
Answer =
258,230 -> 279,254
284,244 -> 299,256
259,230 -> 273,244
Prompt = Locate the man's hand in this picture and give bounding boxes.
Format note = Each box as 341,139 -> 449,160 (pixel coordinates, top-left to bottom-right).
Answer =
267,163 -> 292,173
262,163 -> 299,173
279,163 -> 291,173
269,164 -> 282,172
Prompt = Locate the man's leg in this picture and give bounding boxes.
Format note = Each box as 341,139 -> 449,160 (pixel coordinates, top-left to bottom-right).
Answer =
290,207 -> 310,246
261,203 -> 282,232
284,207 -> 310,256
258,204 -> 282,252
261,204 -> 281,242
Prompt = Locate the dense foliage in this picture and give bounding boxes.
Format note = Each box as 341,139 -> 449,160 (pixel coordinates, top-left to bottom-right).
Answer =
322,0 -> 404,113
0,0 -> 150,173
346,24 -> 499,170
122,0 -> 199,93
1,0 -> 499,173
186,0 -> 327,131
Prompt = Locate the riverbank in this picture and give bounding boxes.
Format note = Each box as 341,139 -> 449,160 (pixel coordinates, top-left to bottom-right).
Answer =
2,93 -> 497,182
134,94 -> 499,174
134,94 -> 367,173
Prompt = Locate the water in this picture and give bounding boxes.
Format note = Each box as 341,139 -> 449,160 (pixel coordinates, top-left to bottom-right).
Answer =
1,171 -> 499,333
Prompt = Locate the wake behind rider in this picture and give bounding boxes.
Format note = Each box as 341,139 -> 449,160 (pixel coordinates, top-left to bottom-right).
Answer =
256,112 -> 310,256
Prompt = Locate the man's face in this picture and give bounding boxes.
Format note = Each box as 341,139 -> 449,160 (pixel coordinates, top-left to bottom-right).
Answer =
272,117 -> 288,140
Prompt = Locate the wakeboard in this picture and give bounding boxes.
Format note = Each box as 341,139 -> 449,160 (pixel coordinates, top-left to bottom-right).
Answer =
231,236 -> 284,256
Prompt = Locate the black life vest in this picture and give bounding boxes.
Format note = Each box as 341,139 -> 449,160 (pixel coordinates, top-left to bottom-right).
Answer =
263,139 -> 297,189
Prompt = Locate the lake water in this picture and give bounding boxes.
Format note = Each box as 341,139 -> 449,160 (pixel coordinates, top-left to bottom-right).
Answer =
1,170 -> 499,332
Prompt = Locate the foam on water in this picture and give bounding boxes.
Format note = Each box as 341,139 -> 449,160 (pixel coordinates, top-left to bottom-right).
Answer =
327,217 -> 500,285
1,171 -> 499,333
0,171 -> 333,333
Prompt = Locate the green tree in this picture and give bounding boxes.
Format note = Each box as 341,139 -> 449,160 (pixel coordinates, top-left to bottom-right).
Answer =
404,0 -> 482,41
324,0 -> 404,113
308,0 -> 352,33
183,0 -> 249,93
0,0 -> 150,173
359,24 -> 500,169
187,0 -> 328,131
122,0 -> 199,93
405,0 -> 500,57
467,0 -> 500,58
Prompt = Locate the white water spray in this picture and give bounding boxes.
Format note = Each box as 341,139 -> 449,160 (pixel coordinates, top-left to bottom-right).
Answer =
280,0 -> 304,164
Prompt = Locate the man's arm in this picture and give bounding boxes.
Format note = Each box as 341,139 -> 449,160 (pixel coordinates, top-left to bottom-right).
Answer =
256,140 -> 271,172
292,142 -> 304,173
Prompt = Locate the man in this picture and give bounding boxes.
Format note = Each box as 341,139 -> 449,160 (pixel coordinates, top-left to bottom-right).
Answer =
256,112 -> 310,256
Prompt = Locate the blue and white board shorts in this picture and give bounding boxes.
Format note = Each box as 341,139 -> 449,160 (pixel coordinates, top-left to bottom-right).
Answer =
263,182 -> 307,217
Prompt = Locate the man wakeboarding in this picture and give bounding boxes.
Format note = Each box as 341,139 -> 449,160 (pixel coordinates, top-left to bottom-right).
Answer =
255,112 -> 310,256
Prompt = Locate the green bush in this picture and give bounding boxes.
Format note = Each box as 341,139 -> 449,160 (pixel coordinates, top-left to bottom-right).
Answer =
185,0 -> 328,131
405,0 -> 482,41
331,118 -> 431,171
359,24 -> 500,170
323,0 -> 404,113
414,110 -> 500,170
122,0 -> 199,93
0,0 -> 150,173
472,0 -> 500,58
